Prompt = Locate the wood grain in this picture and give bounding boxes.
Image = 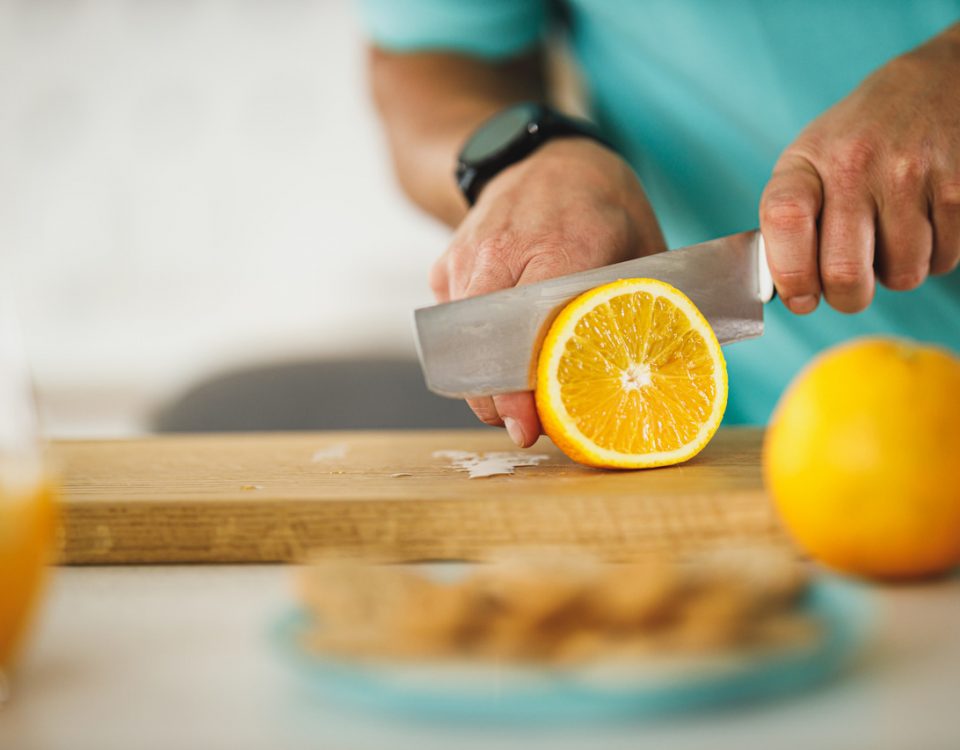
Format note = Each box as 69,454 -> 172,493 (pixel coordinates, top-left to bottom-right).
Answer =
55,428 -> 792,564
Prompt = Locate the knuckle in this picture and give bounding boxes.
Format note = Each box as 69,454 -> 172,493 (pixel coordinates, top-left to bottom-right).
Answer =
933,179 -> 960,212
887,153 -> 927,195
473,231 -> 521,266
475,411 -> 504,427
831,137 -> 879,187
772,267 -> 817,290
519,247 -> 572,282
467,400 -> 502,426
822,259 -> 870,292
760,193 -> 818,235
470,231 -> 570,288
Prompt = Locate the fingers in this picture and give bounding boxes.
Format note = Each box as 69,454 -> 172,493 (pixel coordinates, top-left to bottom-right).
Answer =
767,135 -> 958,315
818,200 -> 876,313
454,244 -> 567,444
492,392 -> 541,448
760,155 -> 823,314
428,257 -> 450,303
466,393 -> 541,448
875,155 -> 933,291
463,246 -> 557,444
462,235 -> 523,298
930,176 -> 960,275
458,240 -> 566,444
446,242 -> 478,300
466,396 -> 503,427
437,249 -> 505,430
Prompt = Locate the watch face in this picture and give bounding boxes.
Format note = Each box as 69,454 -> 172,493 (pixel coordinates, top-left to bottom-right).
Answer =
461,103 -> 540,163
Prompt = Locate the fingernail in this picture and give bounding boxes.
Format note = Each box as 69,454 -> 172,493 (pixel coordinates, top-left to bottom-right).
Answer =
504,417 -> 526,448
786,294 -> 818,314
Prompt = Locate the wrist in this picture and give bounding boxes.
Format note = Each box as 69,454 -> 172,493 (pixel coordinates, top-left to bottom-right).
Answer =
477,136 -> 636,210
455,102 -> 615,206
944,21 -> 960,44
903,21 -> 960,66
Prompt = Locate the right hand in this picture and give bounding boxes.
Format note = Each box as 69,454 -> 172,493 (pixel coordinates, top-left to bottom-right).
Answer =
430,137 -> 667,447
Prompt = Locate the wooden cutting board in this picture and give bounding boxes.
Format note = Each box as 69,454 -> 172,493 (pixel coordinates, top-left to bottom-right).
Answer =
56,427 -> 792,564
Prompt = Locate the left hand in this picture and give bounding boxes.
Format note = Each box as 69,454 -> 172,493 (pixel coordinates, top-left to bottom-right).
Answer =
431,138 -> 666,447
760,23 -> 960,315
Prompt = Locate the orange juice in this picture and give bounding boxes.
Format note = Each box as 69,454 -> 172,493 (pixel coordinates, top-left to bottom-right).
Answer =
0,478 -> 58,670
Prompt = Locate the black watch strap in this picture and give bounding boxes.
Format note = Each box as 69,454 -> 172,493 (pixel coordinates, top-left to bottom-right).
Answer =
456,102 -> 614,206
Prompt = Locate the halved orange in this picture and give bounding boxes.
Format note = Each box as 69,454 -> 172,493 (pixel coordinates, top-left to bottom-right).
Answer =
535,278 -> 727,468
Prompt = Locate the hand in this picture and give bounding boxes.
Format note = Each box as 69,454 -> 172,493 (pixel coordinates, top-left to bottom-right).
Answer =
431,138 -> 666,447
760,23 -> 960,314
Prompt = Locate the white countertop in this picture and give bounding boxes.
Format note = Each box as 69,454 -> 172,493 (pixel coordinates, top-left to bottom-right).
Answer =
1,565 -> 958,750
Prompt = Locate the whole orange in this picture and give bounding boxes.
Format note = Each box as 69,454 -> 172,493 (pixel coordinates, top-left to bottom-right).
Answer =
763,337 -> 960,580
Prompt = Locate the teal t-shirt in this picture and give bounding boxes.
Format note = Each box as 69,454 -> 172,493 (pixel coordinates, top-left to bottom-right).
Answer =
359,0 -> 960,424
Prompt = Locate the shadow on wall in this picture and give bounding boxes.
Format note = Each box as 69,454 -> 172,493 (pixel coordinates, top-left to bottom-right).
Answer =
152,359 -> 480,432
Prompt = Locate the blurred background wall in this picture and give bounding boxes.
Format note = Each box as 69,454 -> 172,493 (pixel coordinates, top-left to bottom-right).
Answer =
0,0 -> 459,437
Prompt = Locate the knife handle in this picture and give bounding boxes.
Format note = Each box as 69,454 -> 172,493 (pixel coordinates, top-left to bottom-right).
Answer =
757,233 -> 776,303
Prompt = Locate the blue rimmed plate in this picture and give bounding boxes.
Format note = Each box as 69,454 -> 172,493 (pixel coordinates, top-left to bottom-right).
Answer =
272,578 -> 870,723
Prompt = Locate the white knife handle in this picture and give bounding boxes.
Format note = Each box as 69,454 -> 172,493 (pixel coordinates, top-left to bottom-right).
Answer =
757,233 -> 776,303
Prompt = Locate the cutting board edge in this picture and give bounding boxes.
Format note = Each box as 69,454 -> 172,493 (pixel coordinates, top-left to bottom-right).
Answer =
58,489 -> 789,565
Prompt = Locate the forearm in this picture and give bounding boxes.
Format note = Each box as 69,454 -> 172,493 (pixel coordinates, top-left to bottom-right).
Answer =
937,20 -> 960,45
368,47 -> 546,226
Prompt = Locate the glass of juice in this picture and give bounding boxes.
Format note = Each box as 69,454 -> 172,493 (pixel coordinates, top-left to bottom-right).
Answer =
0,287 -> 58,702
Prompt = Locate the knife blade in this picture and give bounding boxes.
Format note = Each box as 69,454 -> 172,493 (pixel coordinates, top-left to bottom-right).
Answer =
414,229 -> 774,398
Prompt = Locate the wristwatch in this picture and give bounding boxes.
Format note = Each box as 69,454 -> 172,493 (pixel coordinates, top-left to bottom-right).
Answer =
455,102 -> 614,206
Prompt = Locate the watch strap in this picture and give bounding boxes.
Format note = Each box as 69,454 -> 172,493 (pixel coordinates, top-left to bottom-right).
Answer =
456,104 -> 614,206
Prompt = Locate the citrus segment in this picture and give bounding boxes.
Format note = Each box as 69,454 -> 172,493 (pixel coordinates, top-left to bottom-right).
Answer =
536,278 -> 727,468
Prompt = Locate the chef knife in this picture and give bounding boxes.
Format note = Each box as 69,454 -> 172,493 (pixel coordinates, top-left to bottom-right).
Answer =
414,229 -> 775,398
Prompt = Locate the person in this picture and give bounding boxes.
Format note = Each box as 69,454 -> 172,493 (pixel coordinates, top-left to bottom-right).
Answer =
359,1 -> 960,448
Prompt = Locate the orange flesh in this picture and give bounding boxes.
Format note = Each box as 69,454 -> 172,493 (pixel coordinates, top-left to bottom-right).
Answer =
557,291 -> 718,454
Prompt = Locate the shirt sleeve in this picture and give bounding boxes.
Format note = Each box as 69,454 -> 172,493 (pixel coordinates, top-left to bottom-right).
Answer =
356,0 -> 547,59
